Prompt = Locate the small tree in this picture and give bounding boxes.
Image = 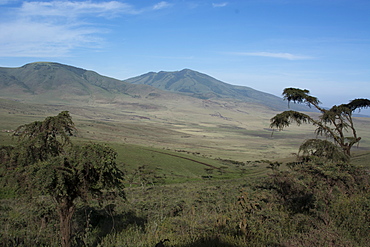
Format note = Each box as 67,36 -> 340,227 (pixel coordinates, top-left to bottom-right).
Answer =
270,88 -> 370,161
14,110 -> 75,164
32,144 -> 124,247
6,111 -> 125,247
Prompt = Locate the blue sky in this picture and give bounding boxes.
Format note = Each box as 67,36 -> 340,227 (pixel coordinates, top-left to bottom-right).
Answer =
0,0 -> 369,111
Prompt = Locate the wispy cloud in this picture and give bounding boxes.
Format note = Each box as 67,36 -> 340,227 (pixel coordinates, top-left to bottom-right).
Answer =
0,19 -> 103,57
0,1 -> 168,57
153,1 -> 171,10
212,2 -> 228,8
231,51 -> 314,60
19,1 -> 138,18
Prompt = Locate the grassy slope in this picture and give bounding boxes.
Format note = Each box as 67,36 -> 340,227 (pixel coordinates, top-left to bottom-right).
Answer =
124,69 -> 308,111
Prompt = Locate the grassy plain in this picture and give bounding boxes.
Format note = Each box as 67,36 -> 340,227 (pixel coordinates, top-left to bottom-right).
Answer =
1,96 -> 369,162
1,95 -> 370,184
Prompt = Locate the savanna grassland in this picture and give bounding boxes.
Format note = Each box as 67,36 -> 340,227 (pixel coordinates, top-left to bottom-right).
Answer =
1,96 -> 370,247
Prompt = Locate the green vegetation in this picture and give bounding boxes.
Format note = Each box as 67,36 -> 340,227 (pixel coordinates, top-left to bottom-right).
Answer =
1,109 -> 369,247
0,112 -> 125,247
1,157 -> 369,246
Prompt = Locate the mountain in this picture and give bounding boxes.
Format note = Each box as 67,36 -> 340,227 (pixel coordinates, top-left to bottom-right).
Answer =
124,69 -> 295,110
0,62 -> 162,104
0,62 -> 301,111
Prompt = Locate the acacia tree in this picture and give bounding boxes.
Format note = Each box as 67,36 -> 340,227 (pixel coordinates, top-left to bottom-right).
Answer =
5,111 -> 125,247
270,88 -> 370,161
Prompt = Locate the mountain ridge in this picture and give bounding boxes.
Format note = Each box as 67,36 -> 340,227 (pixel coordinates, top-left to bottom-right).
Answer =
124,68 -> 300,111
0,62 -> 299,111
0,62 -> 166,104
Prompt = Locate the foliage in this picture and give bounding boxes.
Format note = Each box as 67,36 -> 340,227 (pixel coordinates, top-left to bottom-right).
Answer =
13,111 -> 75,165
1,158 -> 369,246
282,87 -> 321,108
298,139 -> 349,162
260,161 -> 370,246
111,161 -> 369,246
271,88 -> 370,160
32,144 -> 125,203
0,112 -> 125,247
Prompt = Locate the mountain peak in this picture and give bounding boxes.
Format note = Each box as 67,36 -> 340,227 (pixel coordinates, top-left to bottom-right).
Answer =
124,69 -> 295,110
155,68 -> 193,74
0,62 -> 140,102
21,62 -> 87,75
179,68 -> 194,72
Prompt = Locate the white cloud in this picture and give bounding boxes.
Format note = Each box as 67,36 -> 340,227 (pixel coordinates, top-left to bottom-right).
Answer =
0,20 -> 103,57
0,1 -> 159,57
153,1 -> 171,10
232,51 -> 314,60
20,1 -> 138,18
212,2 -> 228,8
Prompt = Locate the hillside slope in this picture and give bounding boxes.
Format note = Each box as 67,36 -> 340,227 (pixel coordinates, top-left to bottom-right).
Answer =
0,62 -> 163,104
0,62 -> 303,111
124,69 -> 300,111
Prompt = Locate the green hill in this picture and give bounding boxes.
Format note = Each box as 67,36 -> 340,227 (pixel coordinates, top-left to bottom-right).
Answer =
124,68 -> 305,111
0,62 -> 163,104
0,62 -> 302,111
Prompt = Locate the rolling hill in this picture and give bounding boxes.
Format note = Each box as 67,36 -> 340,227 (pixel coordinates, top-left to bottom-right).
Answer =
0,62 -> 300,111
124,68 -> 296,110
0,62 -> 166,105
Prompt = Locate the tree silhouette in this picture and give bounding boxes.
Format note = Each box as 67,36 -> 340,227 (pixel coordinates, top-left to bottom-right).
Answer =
270,88 -> 370,161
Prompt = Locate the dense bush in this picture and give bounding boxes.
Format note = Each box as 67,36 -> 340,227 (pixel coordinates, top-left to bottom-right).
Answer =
1,160 -> 369,246
253,162 -> 370,246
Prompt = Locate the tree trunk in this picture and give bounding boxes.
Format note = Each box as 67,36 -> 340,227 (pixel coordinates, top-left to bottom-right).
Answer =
58,199 -> 75,247
341,143 -> 354,157
344,147 -> 351,157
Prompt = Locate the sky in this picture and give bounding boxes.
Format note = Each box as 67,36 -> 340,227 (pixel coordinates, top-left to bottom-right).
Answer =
0,0 -> 369,112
